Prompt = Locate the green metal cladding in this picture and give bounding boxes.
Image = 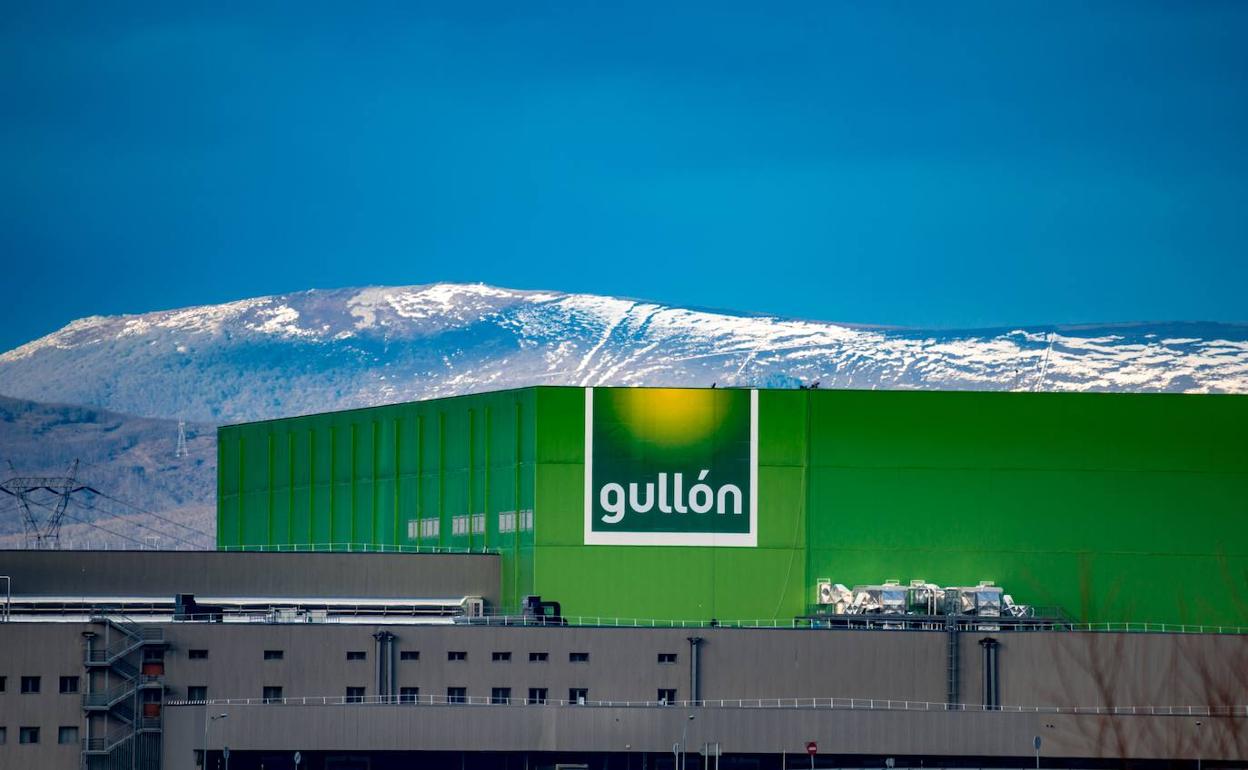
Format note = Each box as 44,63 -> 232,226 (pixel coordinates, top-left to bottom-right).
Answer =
218,387 -> 1248,625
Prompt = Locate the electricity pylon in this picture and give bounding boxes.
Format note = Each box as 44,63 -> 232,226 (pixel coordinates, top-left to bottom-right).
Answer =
1,460 -> 88,549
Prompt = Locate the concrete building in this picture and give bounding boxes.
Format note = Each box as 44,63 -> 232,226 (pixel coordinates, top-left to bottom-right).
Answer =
3,386 -> 1246,768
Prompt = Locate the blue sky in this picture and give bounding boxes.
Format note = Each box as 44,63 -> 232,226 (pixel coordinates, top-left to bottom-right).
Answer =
2,2 -> 1246,351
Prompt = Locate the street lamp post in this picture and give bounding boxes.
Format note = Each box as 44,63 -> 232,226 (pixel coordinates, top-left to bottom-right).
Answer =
679,714 -> 695,770
1195,720 -> 1202,770
202,712 -> 227,769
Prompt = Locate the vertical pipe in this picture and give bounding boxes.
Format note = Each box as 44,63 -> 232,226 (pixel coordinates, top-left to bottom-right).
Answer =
979,637 -> 1000,710
687,637 -> 703,705
308,430 -> 315,547
389,632 -> 397,701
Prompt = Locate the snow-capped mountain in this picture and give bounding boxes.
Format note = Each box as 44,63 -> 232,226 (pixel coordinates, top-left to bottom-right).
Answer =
1,283 -> 1245,424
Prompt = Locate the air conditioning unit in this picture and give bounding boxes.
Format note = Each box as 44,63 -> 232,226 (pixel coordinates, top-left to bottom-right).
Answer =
462,596 -> 485,618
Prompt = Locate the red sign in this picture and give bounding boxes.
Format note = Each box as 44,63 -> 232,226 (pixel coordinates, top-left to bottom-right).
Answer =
806,741 -> 818,756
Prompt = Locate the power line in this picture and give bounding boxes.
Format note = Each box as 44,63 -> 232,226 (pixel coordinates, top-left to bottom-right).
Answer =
19,493 -> 205,549
86,489 -> 211,539
59,508 -> 151,549
67,497 -> 204,549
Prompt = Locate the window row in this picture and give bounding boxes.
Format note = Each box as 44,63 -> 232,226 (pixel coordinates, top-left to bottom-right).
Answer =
0,676 -> 80,694
0,725 -> 79,745
182,650 -> 675,663
185,685 -> 678,706
403,509 -> 536,540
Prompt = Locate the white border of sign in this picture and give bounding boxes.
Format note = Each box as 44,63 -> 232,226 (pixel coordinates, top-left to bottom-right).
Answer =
583,388 -> 758,547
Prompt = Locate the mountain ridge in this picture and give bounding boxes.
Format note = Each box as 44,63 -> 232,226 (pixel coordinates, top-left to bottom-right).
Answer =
1,283 -> 1245,428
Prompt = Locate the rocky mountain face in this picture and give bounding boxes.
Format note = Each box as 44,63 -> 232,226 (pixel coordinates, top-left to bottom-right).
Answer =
0,283 -> 1245,547
1,284 -> 1245,428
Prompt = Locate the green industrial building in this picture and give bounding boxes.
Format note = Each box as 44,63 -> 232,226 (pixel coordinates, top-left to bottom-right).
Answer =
217,386 -> 1248,626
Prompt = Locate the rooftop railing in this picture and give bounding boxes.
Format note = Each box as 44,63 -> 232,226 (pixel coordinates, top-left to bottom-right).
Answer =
165,692 -> 1248,717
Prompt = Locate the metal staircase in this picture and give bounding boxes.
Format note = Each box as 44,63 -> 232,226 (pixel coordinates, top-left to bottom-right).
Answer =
81,615 -> 166,770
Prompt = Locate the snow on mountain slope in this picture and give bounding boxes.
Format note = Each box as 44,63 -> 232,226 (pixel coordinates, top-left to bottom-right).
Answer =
0,283 -> 1245,424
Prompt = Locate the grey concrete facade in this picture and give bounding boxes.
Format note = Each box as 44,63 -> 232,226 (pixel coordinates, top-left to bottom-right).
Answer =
2,551 -> 1246,769
4,619 -> 1247,768
0,549 -> 500,604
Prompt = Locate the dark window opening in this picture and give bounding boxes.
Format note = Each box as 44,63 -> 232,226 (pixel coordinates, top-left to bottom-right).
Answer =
188,649 -> 209,659
527,687 -> 548,705
529,652 -> 548,662
569,687 -> 588,704
658,688 -> 677,705
263,686 -> 283,703
19,727 -> 39,744
399,650 -> 420,661
187,686 -> 207,702
58,726 -> 78,745
346,650 -> 366,661
658,653 -> 677,664
569,652 -> 589,663
60,676 -> 80,694
447,651 -> 467,661
491,687 -> 511,704
447,686 -> 467,704
263,650 -> 284,660
20,676 -> 40,694
399,687 -> 420,704
492,651 -> 511,662
345,686 -> 366,703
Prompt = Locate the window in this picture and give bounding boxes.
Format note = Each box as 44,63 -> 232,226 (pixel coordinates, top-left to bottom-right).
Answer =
658,689 -> 677,706
519,509 -> 534,531
1,675 -> 6,691
399,687 -> 420,704
189,649 -> 209,659
471,513 -> 485,534
658,653 -> 677,664
346,650 -> 366,661
490,687 -> 511,705
447,651 -> 467,661
498,511 -> 516,533
419,518 -> 439,538
400,650 -> 420,661
19,727 -> 39,744
0,726 -> 5,745
263,650 -> 284,660
263,686 -> 283,703
529,652 -> 548,662
345,687 -> 366,703
569,688 -> 588,705
60,676 -> 80,694
20,676 -> 40,694
492,651 -> 511,662
58,726 -> 78,745
187,686 -> 207,702
447,687 -> 467,704
451,515 -> 469,536
527,687 -> 548,705
569,652 -> 589,663
406,519 -> 419,539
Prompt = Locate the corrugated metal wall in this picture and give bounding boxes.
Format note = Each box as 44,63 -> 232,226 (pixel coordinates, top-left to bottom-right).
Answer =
218,390 -> 536,606
219,387 -> 1248,625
